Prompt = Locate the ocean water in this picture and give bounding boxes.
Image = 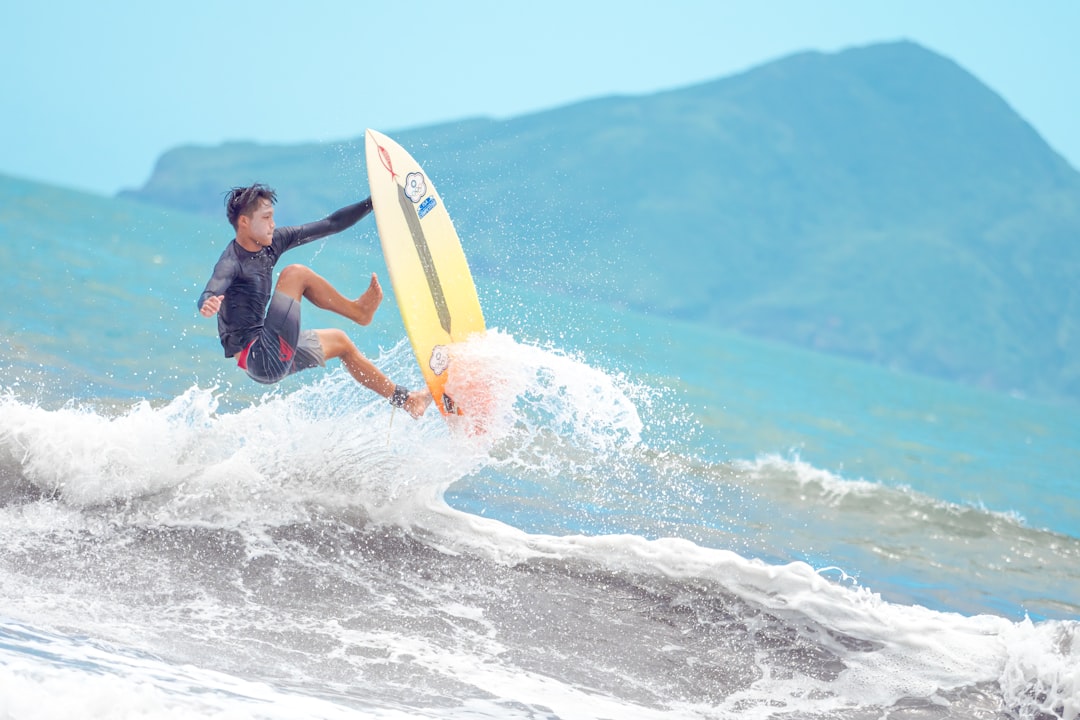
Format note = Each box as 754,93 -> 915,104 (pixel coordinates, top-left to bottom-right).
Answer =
1,199 -> 1079,719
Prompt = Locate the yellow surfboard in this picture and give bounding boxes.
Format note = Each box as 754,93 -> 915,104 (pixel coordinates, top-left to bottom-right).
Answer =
364,129 -> 486,418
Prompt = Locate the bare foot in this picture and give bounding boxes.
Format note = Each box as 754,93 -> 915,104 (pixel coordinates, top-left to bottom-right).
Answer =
354,273 -> 383,326
404,389 -> 432,419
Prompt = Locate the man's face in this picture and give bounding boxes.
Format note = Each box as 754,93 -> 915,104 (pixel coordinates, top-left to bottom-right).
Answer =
244,198 -> 275,245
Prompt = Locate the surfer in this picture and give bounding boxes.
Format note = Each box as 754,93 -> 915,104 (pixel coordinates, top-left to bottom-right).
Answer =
197,183 -> 432,419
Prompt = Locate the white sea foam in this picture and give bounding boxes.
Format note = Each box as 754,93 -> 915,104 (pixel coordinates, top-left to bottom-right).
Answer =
1,334 -> 1078,719
0,621 -> 443,720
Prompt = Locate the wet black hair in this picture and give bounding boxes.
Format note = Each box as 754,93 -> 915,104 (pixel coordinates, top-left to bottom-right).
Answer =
224,183 -> 277,229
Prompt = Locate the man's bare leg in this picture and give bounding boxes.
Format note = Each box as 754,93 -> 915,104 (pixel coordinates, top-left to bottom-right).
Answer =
316,329 -> 432,419
276,265 -> 382,326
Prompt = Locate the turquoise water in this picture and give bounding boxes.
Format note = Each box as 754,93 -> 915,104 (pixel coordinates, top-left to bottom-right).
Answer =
1,186 -> 1078,718
445,301 -> 1080,621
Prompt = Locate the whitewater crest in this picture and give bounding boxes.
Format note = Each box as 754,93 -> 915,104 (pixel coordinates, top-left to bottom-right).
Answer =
0,331 -> 649,523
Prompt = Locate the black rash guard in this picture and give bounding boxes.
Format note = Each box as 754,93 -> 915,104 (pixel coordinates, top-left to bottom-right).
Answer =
197,198 -> 373,357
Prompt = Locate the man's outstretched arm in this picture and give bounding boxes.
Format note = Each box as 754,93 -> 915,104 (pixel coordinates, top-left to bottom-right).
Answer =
282,197 -> 374,250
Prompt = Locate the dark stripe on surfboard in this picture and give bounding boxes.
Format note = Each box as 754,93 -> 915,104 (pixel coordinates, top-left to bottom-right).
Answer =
397,183 -> 452,335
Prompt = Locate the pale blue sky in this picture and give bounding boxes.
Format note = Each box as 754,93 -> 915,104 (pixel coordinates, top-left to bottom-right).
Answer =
3,1 -> 1078,196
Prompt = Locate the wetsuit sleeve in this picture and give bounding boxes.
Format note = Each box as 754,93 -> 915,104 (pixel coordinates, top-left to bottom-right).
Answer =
197,249 -> 239,312
277,197 -> 373,252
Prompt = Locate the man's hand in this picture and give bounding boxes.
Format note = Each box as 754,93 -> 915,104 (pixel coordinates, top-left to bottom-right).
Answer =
200,295 -> 225,317
405,389 -> 433,419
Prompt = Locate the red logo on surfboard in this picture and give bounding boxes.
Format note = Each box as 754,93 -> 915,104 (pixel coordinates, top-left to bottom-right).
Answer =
378,145 -> 397,179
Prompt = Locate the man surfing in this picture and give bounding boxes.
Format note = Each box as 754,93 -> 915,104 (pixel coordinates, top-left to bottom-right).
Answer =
197,183 -> 431,419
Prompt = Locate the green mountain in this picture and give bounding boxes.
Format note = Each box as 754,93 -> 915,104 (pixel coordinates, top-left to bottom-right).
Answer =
112,41 -> 1080,403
